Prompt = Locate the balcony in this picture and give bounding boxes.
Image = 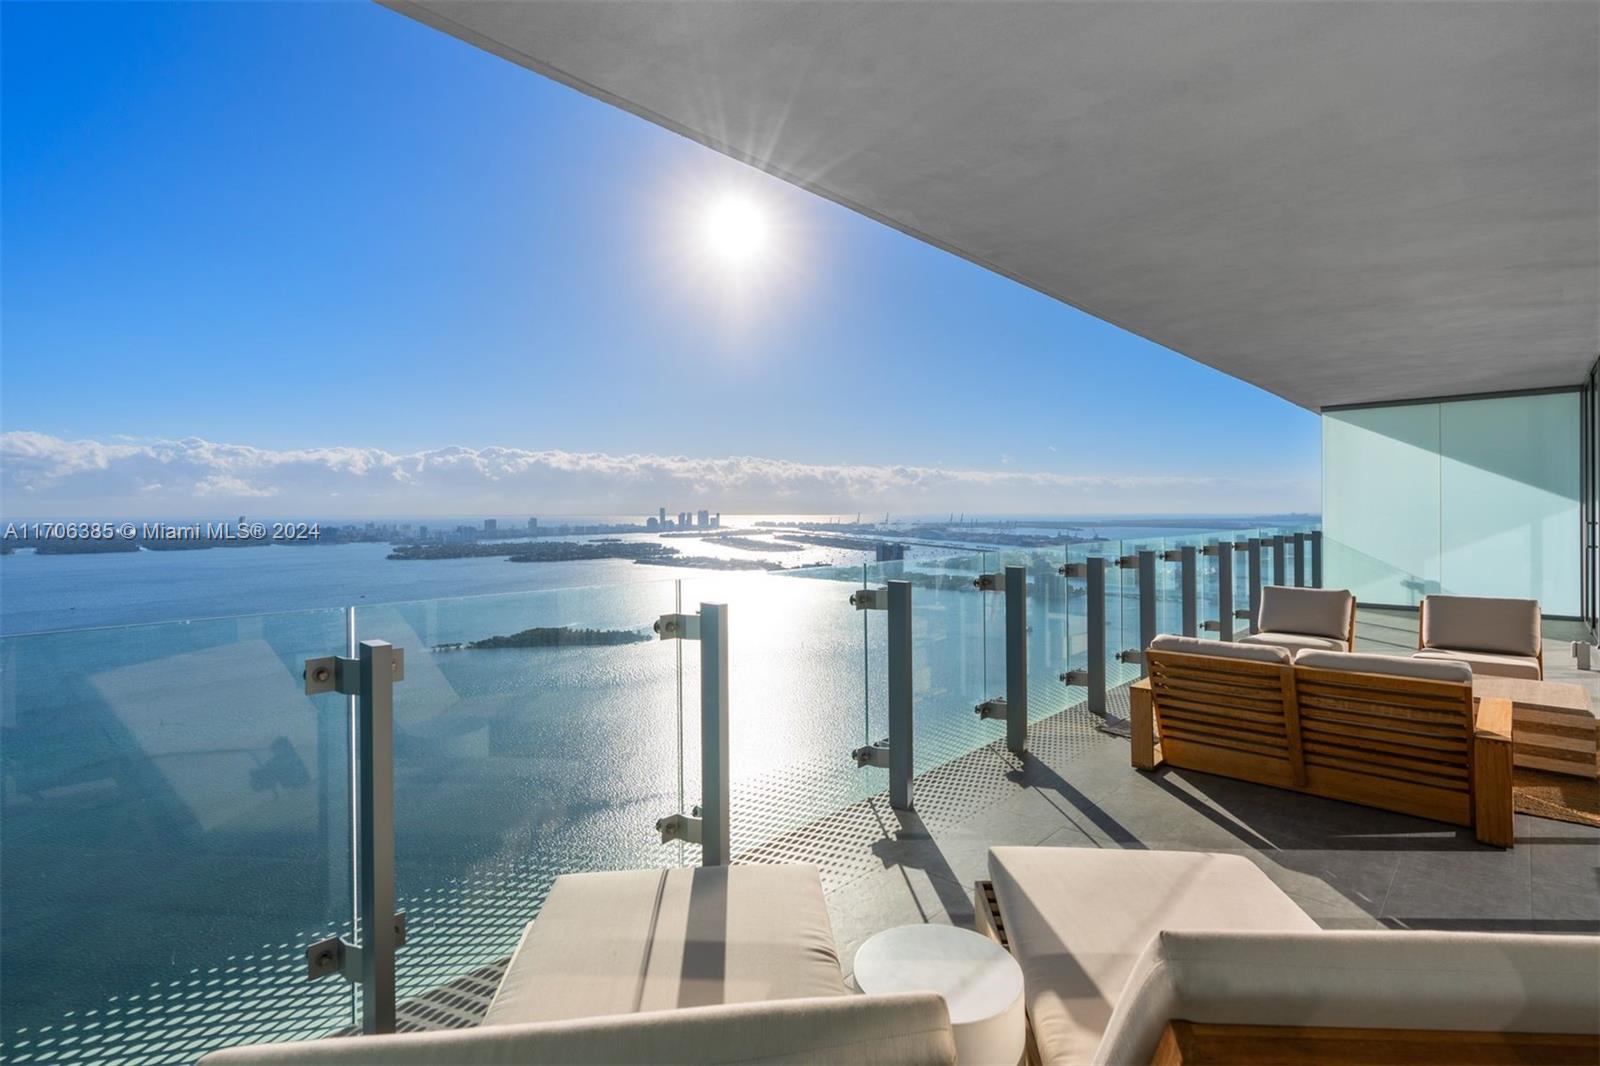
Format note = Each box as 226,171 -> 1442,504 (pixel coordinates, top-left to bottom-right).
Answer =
3,525 -> 1594,1065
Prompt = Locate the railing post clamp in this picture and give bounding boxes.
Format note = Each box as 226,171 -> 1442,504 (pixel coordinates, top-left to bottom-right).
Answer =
852,739 -> 892,768
975,697 -> 1008,721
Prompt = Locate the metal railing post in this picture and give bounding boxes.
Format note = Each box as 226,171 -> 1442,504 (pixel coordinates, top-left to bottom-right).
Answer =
974,566 -> 1029,756
1247,538 -> 1263,633
1178,546 -> 1198,636
887,580 -> 914,810
1005,565 -> 1028,755
848,580 -> 914,811
1292,533 -> 1306,587
1271,535 -> 1287,586
1139,550 -> 1157,677
1310,530 -> 1324,588
356,641 -> 398,1034
303,641 -> 407,1035
652,605 -> 730,865
1087,557 -> 1107,715
1204,541 -> 1233,641
699,604 -> 730,865
1061,557 -> 1109,720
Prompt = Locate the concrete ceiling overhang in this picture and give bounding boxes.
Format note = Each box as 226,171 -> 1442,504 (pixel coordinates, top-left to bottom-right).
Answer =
387,0 -> 1599,411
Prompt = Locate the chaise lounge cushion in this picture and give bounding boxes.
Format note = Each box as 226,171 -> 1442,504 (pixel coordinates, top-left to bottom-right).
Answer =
199,991 -> 957,1065
1238,631 -> 1346,653
487,864 -> 847,1027
1096,929 -> 1600,1065
1295,650 -> 1473,684
1255,586 -> 1354,643
1422,594 -> 1541,657
1147,634 -> 1291,665
1412,648 -> 1542,681
987,848 -> 1316,1066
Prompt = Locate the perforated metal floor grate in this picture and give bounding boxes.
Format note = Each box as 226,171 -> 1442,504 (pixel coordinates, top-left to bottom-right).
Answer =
383,688 -> 1120,1031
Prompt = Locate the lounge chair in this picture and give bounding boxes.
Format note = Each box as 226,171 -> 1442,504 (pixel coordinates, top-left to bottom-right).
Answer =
1413,593 -> 1543,679
982,848 -> 1599,1066
1237,584 -> 1355,653
200,864 -> 956,1065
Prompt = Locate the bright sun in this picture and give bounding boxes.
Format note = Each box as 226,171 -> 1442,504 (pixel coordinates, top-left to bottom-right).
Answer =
700,195 -> 770,269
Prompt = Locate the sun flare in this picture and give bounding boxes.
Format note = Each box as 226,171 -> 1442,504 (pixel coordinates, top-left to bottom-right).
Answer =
700,195 -> 770,269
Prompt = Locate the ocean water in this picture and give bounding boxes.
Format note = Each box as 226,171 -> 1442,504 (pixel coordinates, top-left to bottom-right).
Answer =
0,522 -> 1273,1064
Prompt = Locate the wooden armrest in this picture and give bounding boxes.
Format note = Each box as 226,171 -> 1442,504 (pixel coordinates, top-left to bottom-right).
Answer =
1474,696 -> 1513,741
1132,677 -> 1152,693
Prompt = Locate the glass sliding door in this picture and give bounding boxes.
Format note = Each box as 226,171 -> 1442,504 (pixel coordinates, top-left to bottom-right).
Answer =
1323,389 -> 1582,615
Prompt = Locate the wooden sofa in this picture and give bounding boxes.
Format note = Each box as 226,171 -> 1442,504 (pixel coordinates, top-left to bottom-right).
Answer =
1129,636 -> 1514,847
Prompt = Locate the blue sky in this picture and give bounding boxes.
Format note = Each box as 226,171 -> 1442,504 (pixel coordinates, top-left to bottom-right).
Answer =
1,1 -> 1319,516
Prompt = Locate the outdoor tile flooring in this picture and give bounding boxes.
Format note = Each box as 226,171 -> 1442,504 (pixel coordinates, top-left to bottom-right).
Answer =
821,608 -> 1599,981
392,608 -> 1598,1026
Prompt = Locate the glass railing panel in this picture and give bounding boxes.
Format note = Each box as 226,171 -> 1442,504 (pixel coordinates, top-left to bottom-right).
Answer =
857,552 -> 991,775
677,567 -> 874,856
981,548 -> 1077,728
354,581 -> 684,1003
0,607 -> 357,1065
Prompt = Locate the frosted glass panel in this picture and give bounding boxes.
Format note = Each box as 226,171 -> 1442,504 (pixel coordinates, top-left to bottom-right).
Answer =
1324,392 -> 1581,614
1323,404 -> 1441,606
1441,393 -> 1580,615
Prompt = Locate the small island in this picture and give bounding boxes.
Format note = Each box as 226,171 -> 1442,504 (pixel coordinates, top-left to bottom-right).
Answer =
434,626 -> 652,651
635,555 -> 784,571
391,540 -> 678,563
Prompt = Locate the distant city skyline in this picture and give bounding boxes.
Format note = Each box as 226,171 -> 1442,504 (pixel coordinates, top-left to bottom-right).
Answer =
1,2 -> 1319,518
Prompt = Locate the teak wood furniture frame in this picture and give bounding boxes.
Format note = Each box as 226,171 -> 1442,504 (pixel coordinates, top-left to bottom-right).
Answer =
1131,649 -> 1514,847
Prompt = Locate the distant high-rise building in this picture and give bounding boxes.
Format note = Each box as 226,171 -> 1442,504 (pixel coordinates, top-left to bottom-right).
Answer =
484,518 -> 498,532
527,517 -> 538,532
712,512 -> 721,529
697,509 -> 709,528
679,512 -> 689,529
646,516 -> 660,531
659,507 -> 667,525
419,525 -> 429,539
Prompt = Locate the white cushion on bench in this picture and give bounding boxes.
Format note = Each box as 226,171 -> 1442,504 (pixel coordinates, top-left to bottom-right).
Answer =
200,991 -> 956,1065
1412,647 -> 1542,680
1097,929 -> 1600,1065
487,865 -> 847,1027
1238,630 -> 1348,653
1148,635 -> 1291,665
1295,650 -> 1472,684
987,848 -> 1316,1066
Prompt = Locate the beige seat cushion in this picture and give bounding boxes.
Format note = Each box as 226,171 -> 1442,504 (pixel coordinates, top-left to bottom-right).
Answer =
1148,634 -> 1291,664
987,848 -> 1316,1066
1238,631 -> 1348,653
1296,650 -> 1473,684
1097,929 -> 1600,1065
1257,586 -> 1354,641
200,992 -> 956,1065
1422,594 -> 1541,658
1412,648 -> 1543,681
487,864 -> 847,1027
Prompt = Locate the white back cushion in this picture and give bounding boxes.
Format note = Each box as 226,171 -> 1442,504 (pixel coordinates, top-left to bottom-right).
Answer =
1148,634 -> 1291,665
1096,930 -> 1600,1065
1257,586 -> 1354,640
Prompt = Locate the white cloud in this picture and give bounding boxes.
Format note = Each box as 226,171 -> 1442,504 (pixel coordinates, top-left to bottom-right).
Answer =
0,431 -> 1316,517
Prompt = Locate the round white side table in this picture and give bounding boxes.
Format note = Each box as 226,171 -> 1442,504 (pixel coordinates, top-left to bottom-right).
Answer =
853,923 -> 1026,1066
